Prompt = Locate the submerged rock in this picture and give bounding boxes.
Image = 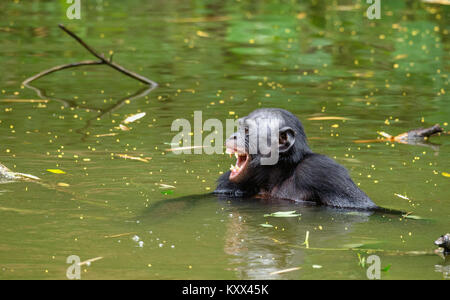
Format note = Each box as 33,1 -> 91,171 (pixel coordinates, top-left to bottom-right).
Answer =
0,163 -> 40,184
435,233 -> 450,255
395,124 -> 443,142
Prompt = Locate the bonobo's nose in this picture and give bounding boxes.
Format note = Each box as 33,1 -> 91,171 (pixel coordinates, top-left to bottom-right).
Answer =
225,133 -> 238,149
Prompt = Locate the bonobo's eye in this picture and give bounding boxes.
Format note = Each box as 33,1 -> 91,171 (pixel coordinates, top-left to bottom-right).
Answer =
279,131 -> 287,144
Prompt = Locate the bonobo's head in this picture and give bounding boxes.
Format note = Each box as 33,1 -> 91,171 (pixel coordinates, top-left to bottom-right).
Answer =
225,108 -> 311,183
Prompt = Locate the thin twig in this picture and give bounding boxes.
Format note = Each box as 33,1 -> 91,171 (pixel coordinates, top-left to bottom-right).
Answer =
22,60 -> 102,86
57,24 -> 157,86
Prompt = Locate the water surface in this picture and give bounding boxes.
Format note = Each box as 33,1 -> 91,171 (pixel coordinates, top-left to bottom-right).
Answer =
0,0 -> 449,279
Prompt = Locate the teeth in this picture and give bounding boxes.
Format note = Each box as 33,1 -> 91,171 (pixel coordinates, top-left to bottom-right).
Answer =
229,164 -> 241,172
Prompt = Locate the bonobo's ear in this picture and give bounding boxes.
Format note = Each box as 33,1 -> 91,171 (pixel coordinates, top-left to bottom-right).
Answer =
278,127 -> 295,152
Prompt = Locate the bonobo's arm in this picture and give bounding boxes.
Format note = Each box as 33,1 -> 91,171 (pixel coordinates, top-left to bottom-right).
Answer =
214,171 -> 249,197
295,154 -> 378,209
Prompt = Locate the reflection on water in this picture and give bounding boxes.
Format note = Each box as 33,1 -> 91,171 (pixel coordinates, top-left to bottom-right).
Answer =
0,0 -> 448,279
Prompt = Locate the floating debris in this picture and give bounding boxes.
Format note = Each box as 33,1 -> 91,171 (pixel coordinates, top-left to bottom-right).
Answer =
78,257 -> 103,267
118,124 -> 131,131
394,193 -> 409,200
161,190 -> 174,195
165,145 -> 208,152
302,231 -> 310,248
104,232 -> 136,238
0,99 -> 49,103
269,267 -> 302,275
422,0 -> 450,5
115,154 -> 150,163
260,224 -> 274,228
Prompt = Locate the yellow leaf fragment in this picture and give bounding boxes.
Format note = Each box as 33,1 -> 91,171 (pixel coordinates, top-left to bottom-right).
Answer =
196,30 -> 210,38
394,54 -> 408,60
297,12 -> 307,19
47,169 -> 66,174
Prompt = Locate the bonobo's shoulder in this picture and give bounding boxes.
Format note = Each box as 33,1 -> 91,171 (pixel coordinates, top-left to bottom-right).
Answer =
300,153 -> 346,169
295,153 -> 350,179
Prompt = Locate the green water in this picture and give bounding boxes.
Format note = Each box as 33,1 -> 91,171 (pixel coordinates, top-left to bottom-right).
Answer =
0,0 -> 449,279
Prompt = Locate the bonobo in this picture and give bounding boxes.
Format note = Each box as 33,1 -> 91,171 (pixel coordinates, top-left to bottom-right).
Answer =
214,108 -> 379,210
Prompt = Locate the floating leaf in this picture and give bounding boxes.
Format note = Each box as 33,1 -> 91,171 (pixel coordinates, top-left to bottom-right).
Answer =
161,190 -> 174,195
158,183 -> 176,189
47,169 -> 66,174
442,172 -> 450,178
123,112 -> 146,124
307,116 -> 350,121
95,133 -> 118,137
260,224 -> 274,228
381,264 -> 392,272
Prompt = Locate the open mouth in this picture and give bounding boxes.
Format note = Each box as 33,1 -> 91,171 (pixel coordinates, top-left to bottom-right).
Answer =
226,148 -> 250,182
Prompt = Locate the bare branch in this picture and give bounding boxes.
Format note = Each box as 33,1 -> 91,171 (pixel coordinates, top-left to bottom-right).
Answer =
22,24 -> 158,87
